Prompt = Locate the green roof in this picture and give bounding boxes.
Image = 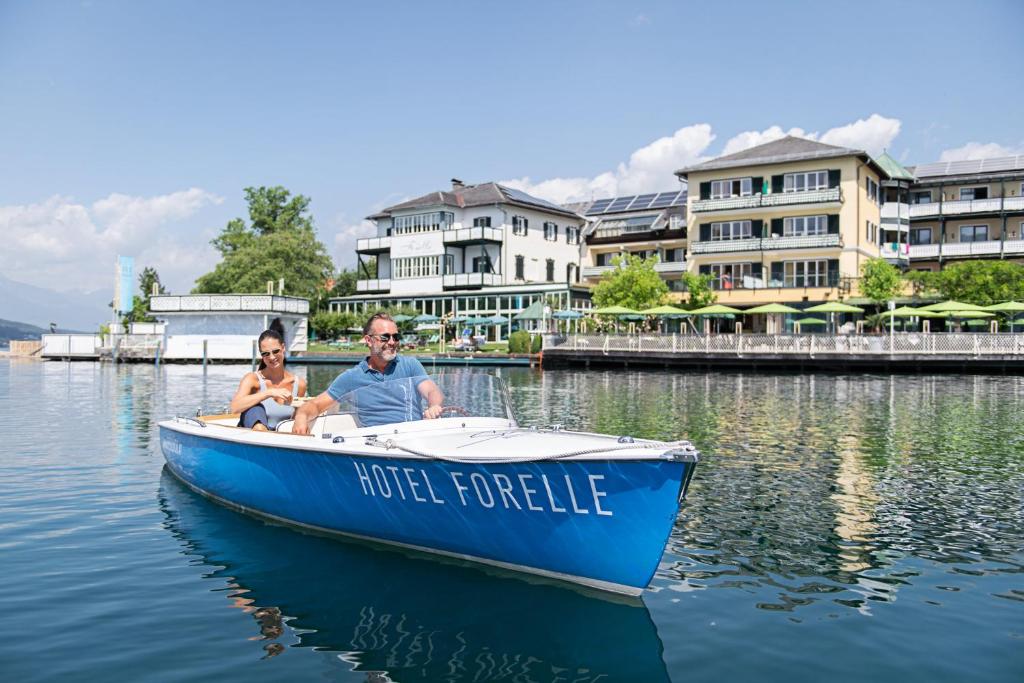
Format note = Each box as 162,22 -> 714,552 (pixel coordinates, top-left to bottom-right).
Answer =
874,152 -> 916,181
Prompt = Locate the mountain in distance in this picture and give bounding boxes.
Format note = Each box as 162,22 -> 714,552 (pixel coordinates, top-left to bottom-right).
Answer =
0,273 -> 112,331
0,318 -> 85,346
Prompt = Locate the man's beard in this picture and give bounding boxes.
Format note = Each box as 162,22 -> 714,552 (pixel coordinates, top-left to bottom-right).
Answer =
377,346 -> 398,363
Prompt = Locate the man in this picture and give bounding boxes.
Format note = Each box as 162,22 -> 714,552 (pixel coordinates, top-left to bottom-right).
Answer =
291,312 -> 444,433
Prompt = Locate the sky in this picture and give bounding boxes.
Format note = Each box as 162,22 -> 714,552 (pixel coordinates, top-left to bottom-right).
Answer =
1,0 -> 1022,298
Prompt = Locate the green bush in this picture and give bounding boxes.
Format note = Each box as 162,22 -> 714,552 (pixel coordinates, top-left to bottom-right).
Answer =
530,334 -> 542,354
507,330 -> 531,354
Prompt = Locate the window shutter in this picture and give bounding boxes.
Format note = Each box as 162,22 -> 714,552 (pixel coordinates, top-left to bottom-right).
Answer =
699,182 -> 710,200
751,263 -> 763,278
770,262 -> 784,283
752,177 -> 764,194
771,218 -> 784,236
827,259 -> 840,286
771,175 -> 784,193
699,223 -> 711,241
698,265 -> 710,275
828,170 -> 841,188
751,219 -> 764,238
827,215 -> 839,234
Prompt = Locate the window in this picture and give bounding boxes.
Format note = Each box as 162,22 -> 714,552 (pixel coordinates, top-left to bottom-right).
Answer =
473,216 -> 492,228
711,178 -> 753,199
866,178 -> 879,204
512,215 -> 528,236
515,255 -> 525,279
663,248 -> 684,263
784,215 -> 827,236
865,220 -> 879,244
960,187 -> 988,201
910,228 -> 932,245
566,226 -> 580,244
784,170 -> 828,193
707,263 -> 753,290
911,190 -> 932,204
784,260 -> 828,287
393,256 -> 442,279
711,220 -> 752,240
543,222 -> 558,241
393,212 -> 454,235
959,225 -> 989,242
545,259 -> 555,282
596,252 -> 614,266
472,255 -> 492,273
443,253 -> 454,275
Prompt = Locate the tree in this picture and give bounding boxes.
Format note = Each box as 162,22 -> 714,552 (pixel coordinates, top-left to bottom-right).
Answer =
679,272 -> 716,310
591,255 -> 669,310
860,258 -> 903,308
122,266 -> 167,325
928,260 -> 1024,305
194,186 -> 334,301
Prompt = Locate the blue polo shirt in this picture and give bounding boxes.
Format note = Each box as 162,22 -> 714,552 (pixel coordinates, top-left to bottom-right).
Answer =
326,355 -> 431,427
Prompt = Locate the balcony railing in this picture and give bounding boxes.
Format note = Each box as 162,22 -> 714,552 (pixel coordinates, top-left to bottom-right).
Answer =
880,243 -> 910,260
691,187 -> 842,213
880,202 -> 910,223
581,265 -> 615,278
355,236 -> 391,253
442,226 -> 503,244
908,196 -> 1024,218
149,295 -> 309,314
908,239 -> 1024,259
692,233 -> 840,254
356,278 -> 391,293
653,261 -> 688,274
442,273 -> 501,288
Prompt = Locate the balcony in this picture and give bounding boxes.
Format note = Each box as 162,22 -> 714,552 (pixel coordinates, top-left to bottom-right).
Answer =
653,260 -> 688,274
356,278 -> 391,293
150,294 -> 309,314
442,226 -> 503,245
691,233 -> 840,255
908,239 -> 1024,260
442,272 -> 501,289
881,202 -> 910,225
880,243 -> 910,262
908,196 -> 1024,218
581,265 -> 615,279
691,188 -> 842,213
355,236 -> 391,254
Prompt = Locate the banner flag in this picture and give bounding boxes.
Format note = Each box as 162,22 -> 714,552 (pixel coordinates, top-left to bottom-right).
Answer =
116,256 -> 135,314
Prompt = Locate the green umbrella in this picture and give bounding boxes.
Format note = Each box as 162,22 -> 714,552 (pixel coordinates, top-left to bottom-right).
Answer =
919,300 -> 988,313
391,314 -> 415,322
552,310 -> 584,319
985,301 -> 1024,332
485,315 -> 508,324
880,306 -> 942,318
688,304 -> 742,315
804,302 -> 864,313
413,313 -> 440,323
965,319 -> 990,327
935,310 -> 993,319
795,317 -> 827,325
591,305 -> 640,315
639,304 -> 691,316
742,303 -> 802,315
464,316 -> 491,325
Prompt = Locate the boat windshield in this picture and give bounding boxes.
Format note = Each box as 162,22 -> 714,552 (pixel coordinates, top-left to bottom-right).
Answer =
330,372 -> 517,428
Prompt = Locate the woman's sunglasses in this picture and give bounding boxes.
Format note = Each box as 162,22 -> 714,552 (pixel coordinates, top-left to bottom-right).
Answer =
260,348 -> 283,358
370,333 -> 402,343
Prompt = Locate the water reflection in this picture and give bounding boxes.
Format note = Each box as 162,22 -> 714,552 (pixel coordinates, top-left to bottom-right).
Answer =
159,471 -> 670,682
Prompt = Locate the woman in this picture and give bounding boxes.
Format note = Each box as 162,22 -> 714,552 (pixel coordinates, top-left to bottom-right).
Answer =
230,327 -> 307,431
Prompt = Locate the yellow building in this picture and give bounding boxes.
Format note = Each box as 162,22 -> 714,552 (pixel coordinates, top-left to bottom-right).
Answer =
675,136 -> 888,306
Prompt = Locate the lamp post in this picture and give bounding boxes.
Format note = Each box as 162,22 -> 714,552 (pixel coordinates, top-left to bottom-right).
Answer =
888,300 -> 896,348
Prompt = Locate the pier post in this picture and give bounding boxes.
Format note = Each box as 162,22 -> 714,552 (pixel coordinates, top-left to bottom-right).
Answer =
202,339 -> 208,369
251,339 -> 257,369
154,342 -> 161,366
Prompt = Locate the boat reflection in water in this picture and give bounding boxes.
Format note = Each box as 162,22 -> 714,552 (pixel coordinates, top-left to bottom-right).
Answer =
159,470 -> 670,682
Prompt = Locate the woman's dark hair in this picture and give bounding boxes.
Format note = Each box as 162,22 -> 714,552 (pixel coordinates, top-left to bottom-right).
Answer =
257,321 -> 286,371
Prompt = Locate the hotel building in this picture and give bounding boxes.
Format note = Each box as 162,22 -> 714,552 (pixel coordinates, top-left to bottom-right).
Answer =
572,190 -> 689,294
675,136 -> 889,306
329,180 -> 590,332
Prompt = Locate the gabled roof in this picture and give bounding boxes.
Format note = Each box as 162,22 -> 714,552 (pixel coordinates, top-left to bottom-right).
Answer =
368,182 -> 580,220
909,155 -> 1024,180
874,152 -> 916,181
675,136 -> 878,176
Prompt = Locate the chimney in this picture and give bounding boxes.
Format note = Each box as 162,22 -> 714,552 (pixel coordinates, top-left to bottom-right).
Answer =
451,178 -> 465,190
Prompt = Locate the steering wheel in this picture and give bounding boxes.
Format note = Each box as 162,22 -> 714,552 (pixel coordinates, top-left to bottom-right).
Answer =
439,405 -> 470,418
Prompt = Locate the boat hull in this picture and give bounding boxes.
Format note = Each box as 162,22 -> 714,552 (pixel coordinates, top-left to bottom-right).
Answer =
159,423 -> 697,595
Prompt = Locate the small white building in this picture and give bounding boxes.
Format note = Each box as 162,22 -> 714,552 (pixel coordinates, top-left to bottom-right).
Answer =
149,294 -> 309,360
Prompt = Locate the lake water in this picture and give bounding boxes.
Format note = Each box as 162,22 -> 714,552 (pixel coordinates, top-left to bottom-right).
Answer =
2,359 -> 1022,682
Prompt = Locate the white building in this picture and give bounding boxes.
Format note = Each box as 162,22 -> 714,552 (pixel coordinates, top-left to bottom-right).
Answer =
331,180 -> 591,334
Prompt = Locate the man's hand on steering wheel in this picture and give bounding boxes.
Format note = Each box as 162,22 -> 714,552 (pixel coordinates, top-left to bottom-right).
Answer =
423,404 -> 444,420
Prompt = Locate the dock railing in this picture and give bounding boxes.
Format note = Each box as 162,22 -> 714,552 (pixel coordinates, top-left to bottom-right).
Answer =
545,333 -> 1024,357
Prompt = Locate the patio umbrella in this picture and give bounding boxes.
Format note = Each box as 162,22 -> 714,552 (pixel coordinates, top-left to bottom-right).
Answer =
795,317 -> 827,325
639,305 -> 691,316
413,313 -> 440,323
552,310 -> 584,319
935,310 -> 993,318
804,302 -> 864,313
984,301 -> 1024,332
391,314 -> 415,322
742,303 -> 802,314
919,300 -> 988,313
879,306 -> 942,318
464,316 -> 491,326
688,304 -> 742,315
591,305 -> 639,315
486,315 -> 509,324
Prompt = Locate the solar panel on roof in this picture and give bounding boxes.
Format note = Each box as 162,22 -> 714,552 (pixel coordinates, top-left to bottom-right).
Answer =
630,193 -> 659,210
649,190 -> 684,208
587,198 -> 613,214
502,186 -> 565,211
606,196 -> 635,212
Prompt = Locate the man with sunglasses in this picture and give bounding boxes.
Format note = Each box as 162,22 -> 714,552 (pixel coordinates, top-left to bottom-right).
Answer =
291,312 -> 444,433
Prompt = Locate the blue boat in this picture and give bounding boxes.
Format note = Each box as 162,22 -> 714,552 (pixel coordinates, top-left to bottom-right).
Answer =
159,374 -> 698,596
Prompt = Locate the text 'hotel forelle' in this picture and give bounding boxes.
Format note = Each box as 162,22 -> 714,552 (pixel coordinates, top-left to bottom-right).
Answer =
353,462 -> 614,516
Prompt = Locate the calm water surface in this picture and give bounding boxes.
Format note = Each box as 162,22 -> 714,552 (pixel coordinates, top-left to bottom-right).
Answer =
1,359 -> 1022,682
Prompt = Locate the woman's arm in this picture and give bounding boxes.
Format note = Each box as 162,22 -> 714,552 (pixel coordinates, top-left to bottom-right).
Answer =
297,377 -> 308,398
229,373 -> 291,413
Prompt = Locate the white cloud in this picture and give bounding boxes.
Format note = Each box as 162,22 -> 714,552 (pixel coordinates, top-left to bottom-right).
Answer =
331,219 -> 377,270
1,188 -> 223,294
721,114 -> 901,158
939,141 -> 1024,162
502,124 -> 714,203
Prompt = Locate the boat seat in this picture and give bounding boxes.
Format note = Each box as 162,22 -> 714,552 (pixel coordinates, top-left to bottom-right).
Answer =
276,412 -> 360,435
